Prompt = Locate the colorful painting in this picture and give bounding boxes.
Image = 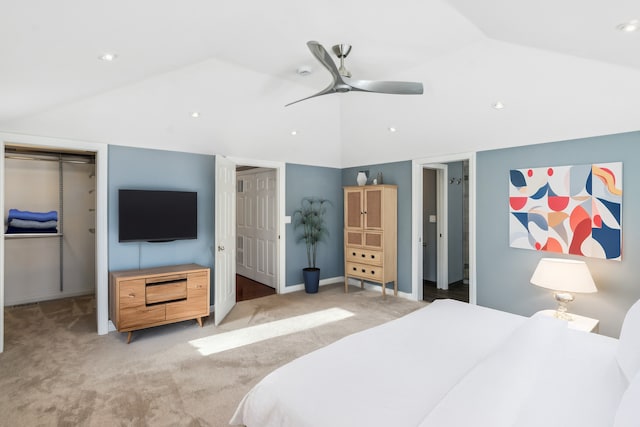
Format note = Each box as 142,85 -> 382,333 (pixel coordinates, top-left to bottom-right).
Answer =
509,162 -> 622,260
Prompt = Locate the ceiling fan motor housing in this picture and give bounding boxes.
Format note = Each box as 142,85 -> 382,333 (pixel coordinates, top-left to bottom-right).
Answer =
332,44 -> 352,58
284,41 -> 423,106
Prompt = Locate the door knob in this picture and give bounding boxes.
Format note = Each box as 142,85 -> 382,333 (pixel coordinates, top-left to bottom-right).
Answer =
217,245 -> 225,252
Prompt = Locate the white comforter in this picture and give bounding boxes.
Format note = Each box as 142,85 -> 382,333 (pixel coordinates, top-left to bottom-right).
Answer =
230,299 -> 626,427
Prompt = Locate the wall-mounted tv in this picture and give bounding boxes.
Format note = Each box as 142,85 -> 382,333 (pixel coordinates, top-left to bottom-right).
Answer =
118,189 -> 197,242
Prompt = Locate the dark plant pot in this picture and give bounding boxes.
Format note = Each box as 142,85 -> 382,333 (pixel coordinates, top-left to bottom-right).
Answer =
303,268 -> 320,294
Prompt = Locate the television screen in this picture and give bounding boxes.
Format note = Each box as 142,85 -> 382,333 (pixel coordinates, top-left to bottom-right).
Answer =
118,189 -> 197,242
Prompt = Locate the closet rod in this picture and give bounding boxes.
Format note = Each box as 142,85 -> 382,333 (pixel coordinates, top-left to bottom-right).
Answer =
4,149 -> 94,164
4,154 -> 94,164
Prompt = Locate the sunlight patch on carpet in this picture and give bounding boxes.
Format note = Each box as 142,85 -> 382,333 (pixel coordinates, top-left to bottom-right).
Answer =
189,307 -> 354,356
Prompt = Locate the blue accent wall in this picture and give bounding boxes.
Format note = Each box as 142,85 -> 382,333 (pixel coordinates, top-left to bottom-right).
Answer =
285,163 -> 343,287
477,131 -> 640,337
341,161 -> 413,294
108,145 -> 215,302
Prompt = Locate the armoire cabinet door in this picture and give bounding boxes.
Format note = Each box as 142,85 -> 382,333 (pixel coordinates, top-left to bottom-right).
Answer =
364,188 -> 383,230
345,188 -> 364,229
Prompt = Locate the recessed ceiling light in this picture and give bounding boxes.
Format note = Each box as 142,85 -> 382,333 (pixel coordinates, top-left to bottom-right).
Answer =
291,130 -> 298,136
98,52 -> 118,62
616,19 -> 639,32
492,101 -> 505,110
296,66 -> 312,76
191,111 -> 200,118
388,127 -> 397,133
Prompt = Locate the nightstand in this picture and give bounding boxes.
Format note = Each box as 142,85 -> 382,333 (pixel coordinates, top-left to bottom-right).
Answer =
535,309 -> 599,333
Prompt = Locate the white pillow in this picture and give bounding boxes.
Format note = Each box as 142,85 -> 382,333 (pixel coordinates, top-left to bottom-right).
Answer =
614,370 -> 640,427
617,299 -> 640,382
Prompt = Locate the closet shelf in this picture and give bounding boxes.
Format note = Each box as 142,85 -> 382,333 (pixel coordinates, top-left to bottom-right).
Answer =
4,233 -> 63,239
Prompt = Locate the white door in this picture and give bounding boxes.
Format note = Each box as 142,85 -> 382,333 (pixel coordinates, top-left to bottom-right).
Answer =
423,164 -> 448,290
236,169 -> 277,288
236,174 -> 253,279
254,170 -> 277,287
215,156 -> 236,326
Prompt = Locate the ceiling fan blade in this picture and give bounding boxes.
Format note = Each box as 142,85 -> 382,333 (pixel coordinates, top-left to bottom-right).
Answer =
346,79 -> 424,95
285,85 -> 335,107
306,41 -> 343,84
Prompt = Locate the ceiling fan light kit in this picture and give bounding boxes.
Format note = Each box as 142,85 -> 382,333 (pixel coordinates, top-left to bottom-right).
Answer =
286,41 -> 424,106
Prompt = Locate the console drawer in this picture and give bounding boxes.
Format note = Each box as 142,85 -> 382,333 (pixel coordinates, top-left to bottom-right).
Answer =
166,295 -> 207,321
188,273 -> 208,293
119,279 -> 146,309
120,305 -> 165,330
145,280 -> 187,304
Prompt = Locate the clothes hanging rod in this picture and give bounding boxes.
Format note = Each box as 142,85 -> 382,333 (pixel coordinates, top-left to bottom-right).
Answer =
4,153 -> 95,164
4,147 -> 95,164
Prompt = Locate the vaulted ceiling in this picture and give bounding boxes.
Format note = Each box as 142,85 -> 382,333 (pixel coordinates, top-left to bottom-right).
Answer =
1,1 -> 639,167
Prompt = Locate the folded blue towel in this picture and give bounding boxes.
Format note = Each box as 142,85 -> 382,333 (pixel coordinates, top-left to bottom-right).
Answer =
8,209 -> 58,222
6,226 -> 57,234
9,219 -> 58,229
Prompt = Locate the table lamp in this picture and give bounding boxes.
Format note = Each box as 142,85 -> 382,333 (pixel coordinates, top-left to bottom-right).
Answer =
530,258 -> 597,320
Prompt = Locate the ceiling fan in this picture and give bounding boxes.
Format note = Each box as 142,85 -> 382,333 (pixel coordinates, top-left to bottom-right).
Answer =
286,41 -> 424,107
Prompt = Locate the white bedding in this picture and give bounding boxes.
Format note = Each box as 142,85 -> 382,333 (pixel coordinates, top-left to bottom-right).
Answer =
230,299 -> 627,427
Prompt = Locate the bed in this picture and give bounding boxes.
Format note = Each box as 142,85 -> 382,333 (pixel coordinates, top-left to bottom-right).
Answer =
230,298 -> 640,427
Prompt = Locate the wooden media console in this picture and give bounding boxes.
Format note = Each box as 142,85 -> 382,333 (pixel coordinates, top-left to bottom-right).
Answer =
109,264 -> 210,343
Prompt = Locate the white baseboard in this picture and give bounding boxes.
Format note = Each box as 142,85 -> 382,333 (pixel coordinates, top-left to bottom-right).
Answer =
5,290 -> 95,307
279,276 -> 413,300
280,276 -> 345,294
346,278 -> 414,300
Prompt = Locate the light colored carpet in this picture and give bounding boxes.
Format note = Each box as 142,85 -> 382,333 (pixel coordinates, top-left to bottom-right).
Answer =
0,283 -> 426,426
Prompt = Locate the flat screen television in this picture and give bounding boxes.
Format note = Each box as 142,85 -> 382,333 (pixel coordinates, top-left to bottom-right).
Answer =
118,189 -> 197,242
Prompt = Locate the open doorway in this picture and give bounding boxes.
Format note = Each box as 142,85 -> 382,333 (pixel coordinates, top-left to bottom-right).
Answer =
236,166 -> 277,302
421,161 -> 469,303
213,156 -> 286,326
411,153 -> 476,305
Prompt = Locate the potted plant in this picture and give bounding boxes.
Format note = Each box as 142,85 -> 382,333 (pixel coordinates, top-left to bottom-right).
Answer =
292,197 -> 331,293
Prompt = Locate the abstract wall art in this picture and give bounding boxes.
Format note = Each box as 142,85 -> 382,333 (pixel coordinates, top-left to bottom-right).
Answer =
509,162 -> 622,260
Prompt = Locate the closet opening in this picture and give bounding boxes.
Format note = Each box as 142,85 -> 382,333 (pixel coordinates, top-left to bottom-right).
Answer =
3,145 -> 97,329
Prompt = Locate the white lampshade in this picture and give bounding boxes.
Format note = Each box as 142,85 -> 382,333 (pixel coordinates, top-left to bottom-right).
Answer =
530,258 -> 597,293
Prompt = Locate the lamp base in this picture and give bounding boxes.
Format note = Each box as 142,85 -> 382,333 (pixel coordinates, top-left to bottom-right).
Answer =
554,292 -> 575,321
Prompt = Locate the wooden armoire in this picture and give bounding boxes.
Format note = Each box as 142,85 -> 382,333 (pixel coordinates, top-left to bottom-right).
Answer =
343,185 -> 398,296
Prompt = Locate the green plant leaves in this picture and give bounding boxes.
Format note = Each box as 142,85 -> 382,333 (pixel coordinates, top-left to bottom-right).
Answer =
292,197 -> 332,269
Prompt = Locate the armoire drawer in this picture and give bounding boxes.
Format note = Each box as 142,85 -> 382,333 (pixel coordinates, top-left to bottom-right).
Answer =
345,248 -> 383,266
346,262 -> 383,281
